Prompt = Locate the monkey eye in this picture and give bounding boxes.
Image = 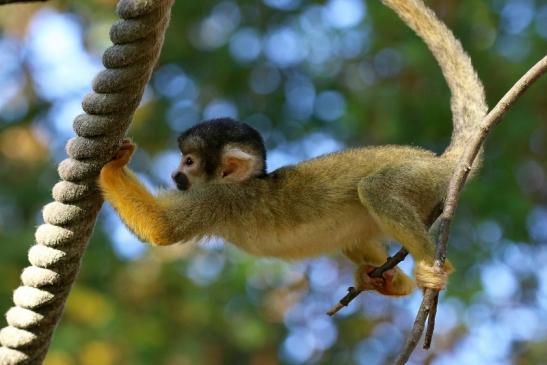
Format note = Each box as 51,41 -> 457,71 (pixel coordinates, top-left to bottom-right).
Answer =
184,157 -> 194,166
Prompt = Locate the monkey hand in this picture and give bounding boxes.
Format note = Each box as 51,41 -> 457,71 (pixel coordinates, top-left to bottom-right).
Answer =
104,138 -> 136,170
355,265 -> 415,296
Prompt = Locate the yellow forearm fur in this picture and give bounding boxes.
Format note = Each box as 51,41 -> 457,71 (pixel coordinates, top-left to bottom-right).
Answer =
99,166 -> 175,245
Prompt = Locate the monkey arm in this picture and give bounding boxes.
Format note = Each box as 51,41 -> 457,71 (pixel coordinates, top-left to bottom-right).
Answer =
99,165 -> 178,245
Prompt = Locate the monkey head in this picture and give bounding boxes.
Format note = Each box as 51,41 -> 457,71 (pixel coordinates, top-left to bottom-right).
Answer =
172,118 -> 267,190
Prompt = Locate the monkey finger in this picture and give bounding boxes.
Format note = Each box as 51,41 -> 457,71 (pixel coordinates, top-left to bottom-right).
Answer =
119,142 -> 135,151
359,276 -> 386,292
356,265 -> 386,291
382,269 -> 395,282
114,150 -> 127,160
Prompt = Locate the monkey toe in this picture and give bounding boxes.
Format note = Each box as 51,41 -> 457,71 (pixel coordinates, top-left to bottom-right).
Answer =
356,265 -> 388,294
107,140 -> 136,167
356,265 -> 414,296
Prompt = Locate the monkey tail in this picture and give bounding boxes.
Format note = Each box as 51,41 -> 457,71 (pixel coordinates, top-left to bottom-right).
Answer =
381,0 -> 488,162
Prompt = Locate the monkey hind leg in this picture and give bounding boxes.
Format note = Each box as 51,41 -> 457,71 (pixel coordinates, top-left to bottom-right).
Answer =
356,172 -> 453,290
343,241 -> 415,297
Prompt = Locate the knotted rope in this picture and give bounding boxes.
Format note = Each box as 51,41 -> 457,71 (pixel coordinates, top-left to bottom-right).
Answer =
0,0 -> 173,363
414,261 -> 449,290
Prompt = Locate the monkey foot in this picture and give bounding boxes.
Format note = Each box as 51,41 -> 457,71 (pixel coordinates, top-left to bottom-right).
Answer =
356,265 -> 414,296
356,265 -> 393,294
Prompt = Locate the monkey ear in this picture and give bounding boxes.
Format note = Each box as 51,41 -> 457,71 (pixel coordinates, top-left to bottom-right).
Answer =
221,148 -> 259,182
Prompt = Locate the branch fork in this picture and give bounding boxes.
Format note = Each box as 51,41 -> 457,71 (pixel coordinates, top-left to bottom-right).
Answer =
327,55 -> 547,365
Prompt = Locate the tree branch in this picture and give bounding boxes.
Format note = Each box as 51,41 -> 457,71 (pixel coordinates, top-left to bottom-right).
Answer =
327,203 -> 443,316
395,55 -> 547,365
326,248 -> 409,316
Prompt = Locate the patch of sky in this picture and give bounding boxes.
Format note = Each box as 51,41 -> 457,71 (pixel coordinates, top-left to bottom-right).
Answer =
151,150 -> 180,187
263,0 -> 301,11
45,97 -> 85,161
339,29 -> 369,59
300,6 -> 325,33
101,205 -> 147,261
281,327 -> 316,364
308,257 -> 339,292
527,205 -> 547,242
500,0 -> 534,34
203,99 -> 238,120
264,27 -> 308,67
372,323 -> 403,352
0,37 -> 25,119
323,0 -> 366,29
476,219 -> 503,244
307,316 -> 338,350
353,338 -> 387,365
305,31 -> 335,65
500,306 -> 539,341
495,34 -> 531,61
266,130 -> 343,171
154,64 -> 198,100
167,99 -> 200,133
267,148 -> 300,171
25,10 -> 101,101
199,236 -> 226,251
186,251 -> 226,286
284,74 -> 315,120
192,2 -> 240,50
537,265 -> 547,311
249,63 -> 281,95
501,241 -> 535,275
314,90 -> 346,121
480,261 -> 518,302
229,28 -> 262,64
473,321 -> 513,361
301,132 -> 344,157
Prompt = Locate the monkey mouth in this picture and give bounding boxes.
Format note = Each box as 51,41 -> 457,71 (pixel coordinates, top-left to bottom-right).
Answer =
176,183 -> 189,191
175,179 -> 190,190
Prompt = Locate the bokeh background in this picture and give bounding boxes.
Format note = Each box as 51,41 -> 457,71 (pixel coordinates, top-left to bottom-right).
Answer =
0,0 -> 546,364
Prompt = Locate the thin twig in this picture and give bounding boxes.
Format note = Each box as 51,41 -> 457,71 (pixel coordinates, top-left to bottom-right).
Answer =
328,203 -> 444,316
423,290 -> 438,349
326,248 -> 409,316
395,55 -> 547,365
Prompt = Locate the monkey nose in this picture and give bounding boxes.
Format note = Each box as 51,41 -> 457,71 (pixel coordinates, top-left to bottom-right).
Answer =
172,171 -> 190,190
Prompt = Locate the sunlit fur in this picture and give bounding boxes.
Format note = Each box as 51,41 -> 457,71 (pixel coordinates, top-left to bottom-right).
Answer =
99,0 -> 487,295
100,145 -> 456,295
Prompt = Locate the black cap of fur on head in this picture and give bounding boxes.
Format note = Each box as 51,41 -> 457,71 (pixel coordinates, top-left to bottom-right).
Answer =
178,118 -> 267,178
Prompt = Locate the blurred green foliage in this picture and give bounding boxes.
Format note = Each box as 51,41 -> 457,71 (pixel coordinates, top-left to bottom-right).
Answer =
0,0 -> 546,364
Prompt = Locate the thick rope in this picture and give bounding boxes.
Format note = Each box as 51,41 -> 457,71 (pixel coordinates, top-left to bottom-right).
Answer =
0,1 -> 174,364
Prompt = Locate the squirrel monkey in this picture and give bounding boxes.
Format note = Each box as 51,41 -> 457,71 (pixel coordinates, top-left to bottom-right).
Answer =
99,0 -> 487,296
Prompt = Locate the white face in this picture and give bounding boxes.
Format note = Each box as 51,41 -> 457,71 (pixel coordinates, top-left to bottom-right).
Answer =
171,145 -> 264,191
